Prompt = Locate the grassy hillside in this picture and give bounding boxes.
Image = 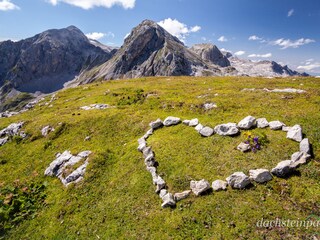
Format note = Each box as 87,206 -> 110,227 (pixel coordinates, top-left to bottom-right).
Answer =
0,76 -> 319,239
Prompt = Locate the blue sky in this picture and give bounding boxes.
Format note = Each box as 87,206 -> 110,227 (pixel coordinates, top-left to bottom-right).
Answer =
0,0 -> 319,74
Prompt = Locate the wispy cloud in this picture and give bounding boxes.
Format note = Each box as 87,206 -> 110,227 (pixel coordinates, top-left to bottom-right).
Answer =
47,0 -> 135,9
271,38 -> 315,49
234,51 -> 245,56
158,18 -> 201,42
217,36 -> 228,42
248,53 -> 272,58
220,48 -> 232,53
297,63 -> 320,71
287,9 -> 294,17
0,0 -> 19,11
248,35 -> 262,41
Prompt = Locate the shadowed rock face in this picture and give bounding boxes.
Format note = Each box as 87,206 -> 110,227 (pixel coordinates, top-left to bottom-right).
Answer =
190,44 -> 230,67
0,26 -> 112,93
75,20 -> 222,84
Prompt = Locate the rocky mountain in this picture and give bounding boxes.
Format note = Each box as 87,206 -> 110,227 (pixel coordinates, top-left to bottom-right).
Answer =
74,20 -> 223,85
0,26 -> 112,94
189,44 -> 230,67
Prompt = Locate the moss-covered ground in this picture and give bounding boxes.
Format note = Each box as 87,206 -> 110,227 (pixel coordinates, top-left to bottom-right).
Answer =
0,76 -> 319,239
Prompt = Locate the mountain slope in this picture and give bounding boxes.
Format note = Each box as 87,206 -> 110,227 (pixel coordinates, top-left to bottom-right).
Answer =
75,20 -> 222,84
0,26 -> 112,93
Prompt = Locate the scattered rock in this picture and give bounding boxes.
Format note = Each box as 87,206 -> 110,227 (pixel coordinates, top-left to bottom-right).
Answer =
256,118 -> 269,128
214,123 -> 239,136
300,138 -> 311,154
189,118 -> 199,127
161,192 -> 176,208
286,124 -> 303,142
271,160 -> 295,177
291,151 -> 311,167
226,172 -> 251,189
212,180 -> 228,191
163,116 -> 181,126
190,179 -> 211,196
84,136 -> 91,141
199,126 -> 214,137
203,103 -> 217,110
80,104 -> 111,110
41,125 -> 55,136
195,124 -> 204,132
149,118 -> 163,130
269,121 -> 285,130
237,142 -> 251,152
266,88 -> 306,93
238,116 -> 256,129
174,190 -> 192,201
0,122 -> 26,146
249,169 -> 272,183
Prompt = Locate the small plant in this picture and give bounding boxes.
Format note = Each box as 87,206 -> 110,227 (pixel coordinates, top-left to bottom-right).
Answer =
243,131 -> 269,153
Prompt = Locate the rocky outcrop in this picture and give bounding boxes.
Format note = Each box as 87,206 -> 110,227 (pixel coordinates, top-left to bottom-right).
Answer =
190,44 -> 230,67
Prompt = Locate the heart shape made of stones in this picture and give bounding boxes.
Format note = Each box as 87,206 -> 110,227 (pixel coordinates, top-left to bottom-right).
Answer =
137,115 -> 312,208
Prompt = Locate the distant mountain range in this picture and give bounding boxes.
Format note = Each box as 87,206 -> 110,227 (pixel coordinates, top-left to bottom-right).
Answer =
0,20 -> 308,110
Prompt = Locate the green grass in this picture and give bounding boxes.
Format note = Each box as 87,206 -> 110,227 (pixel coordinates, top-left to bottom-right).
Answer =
0,76 -> 319,239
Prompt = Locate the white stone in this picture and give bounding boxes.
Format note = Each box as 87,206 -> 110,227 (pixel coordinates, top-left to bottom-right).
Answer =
249,169 -> 272,183
214,123 -> 239,136
195,124 -> 204,132
149,118 -> 163,129
226,172 -> 251,189
212,180 -> 228,191
163,116 -> 181,126
271,160 -> 295,177
237,142 -> 251,152
189,118 -> 199,127
256,118 -> 269,128
182,120 -> 190,125
238,116 -> 256,129
300,138 -> 311,154
190,179 -> 211,196
269,121 -> 285,130
203,103 -> 217,110
161,193 -> 176,208
174,190 -> 191,201
291,152 -> 311,167
199,126 -> 214,137
286,124 -> 303,142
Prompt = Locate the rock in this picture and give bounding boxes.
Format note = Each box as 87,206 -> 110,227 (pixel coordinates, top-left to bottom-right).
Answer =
65,161 -> 88,185
142,146 -> 154,158
237,142 -> 251,152
41,125 -> 55,136
0,137 -> 8,146
256,118 -> 269,128
77,151 -> 92,158
238,116 -> 256,129
189,118 -> 199,127
154,176 -> 166,193
271,160 -> 295,177
282,126 -> 291,132
174,190 -> 192,201
286,124 -> 303,142
161,193 -> 176,208
212,180 -> 228,191
300,138 -> 311,154
214,123 -> 239,136
199,126 -> 214,137
190,179 -> 211,196
1,122 -> 24,137
203,103 -> 217,110
291,151 -> 311,167
249,169 -> 272,183
143,129 -> 153,139
269,121 -> 285,130
182,120 -> 190,125
268,88 -> 306,93
44,150 -> 73,176
159,189 -> 168,199
163,116 -> 181,126
144,154 -> 156,167
137,141 -> 147,152
226,172 -> 251,189
195,124 -> 204,132
80,104 -> 111,110
149,118 -> 163,130
146,166 -> 157,178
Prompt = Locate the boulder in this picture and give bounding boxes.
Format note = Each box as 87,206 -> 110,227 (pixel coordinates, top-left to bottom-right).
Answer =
249,169 -> 272,183
163,116 -> 181,126
286,124 -> 303,142
291,151 -> 311,167
44,150 -> 73,176
189,118 -> 199,127
237,142 -> 251,152
199,126 -> 214,137
238,116 -> 256,129
256,118 -> 269,128
212,180 -> 228,191
41,125 -> 55,136
149,118 -> 163,130
190,179 -> 211,196
271,160 -> 295,177
226,172 -> 251,189
195,124 -> 204,132
214,123 -> 239,136
174,190 -> 192,201
269,121 -> 285,130
300,138 -> 311,154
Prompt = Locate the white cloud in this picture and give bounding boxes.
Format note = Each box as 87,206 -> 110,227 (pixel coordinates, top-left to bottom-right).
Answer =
271,38 -> 315,49
248,35 -> 262,41
47,0 -> 135,9
158,18 -> 201,42
0,0 -> 19,11
287,9 -> 294,17
297,63 -> 320,71
220,48 -> 232,53
217,36 -> 228,42
248,53 -> 272,58
234,51 -> 245,56
86,32 -> 105,40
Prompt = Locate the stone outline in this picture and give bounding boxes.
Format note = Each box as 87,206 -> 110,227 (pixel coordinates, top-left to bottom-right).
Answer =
137,116 -> 312,208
